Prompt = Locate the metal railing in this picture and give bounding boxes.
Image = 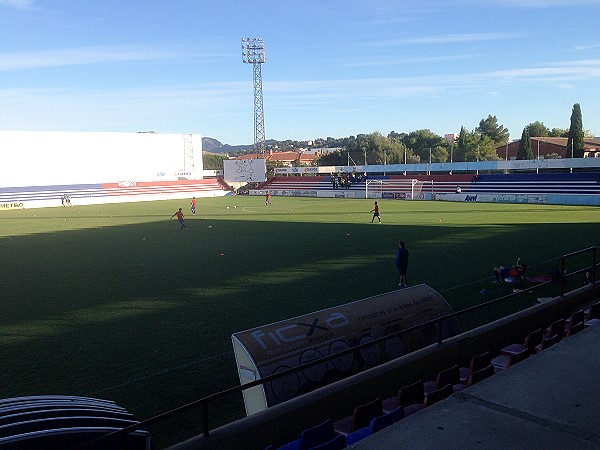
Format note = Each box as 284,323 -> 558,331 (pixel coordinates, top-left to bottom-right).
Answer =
560,246 -> 596,296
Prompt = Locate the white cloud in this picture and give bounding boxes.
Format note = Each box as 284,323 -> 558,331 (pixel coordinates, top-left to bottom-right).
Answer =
263,58 -> 600,108
342,54 -> 475,67
0,0 -> 33,10
362,32 -> 525,48
3,58 -> 599,111
0,45 -> 217,72
2,57 -> 599,137
575,43 -> 600,51
494,0 -> 600,6
453,0 -> 600,7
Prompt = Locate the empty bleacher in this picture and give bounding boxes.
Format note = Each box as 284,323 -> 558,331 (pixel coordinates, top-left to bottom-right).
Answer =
348,324 -> 600,449
0,396 -> 151,449
259,172 -> 600,198
259,174 -> 474,194
261,298 -> 600,449
0,178 -> 229,208
465,172 -> 600,195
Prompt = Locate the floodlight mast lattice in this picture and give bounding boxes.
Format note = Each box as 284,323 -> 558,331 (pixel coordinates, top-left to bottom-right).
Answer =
241,37 -> 266,156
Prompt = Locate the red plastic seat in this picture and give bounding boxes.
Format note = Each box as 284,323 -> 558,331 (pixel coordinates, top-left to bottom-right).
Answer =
545,318 -> 565,341
454,364 -> 495,391
586,302 -> 600,320
492,347 -> 530,371
424,383 -> 453,407
566,321 -> 584,336
535,333 -> 561,352
424,365 -> 460,394
382,380 -> 424,416
565,310 -> 584,329
501,328 -> 543,356
507,348 -> 530,366
334,398 -> 382,436
469,364 -> 495,384
459,351 -> 491,384
584,302 -> 600,326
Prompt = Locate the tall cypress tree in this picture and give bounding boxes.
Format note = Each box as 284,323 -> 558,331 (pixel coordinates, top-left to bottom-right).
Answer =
517,129 -> 533,160
476,114 -> 510,146
455,126 -> 468,162
566,103 -> 585,158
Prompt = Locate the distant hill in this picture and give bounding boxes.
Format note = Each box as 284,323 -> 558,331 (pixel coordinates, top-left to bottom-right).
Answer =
202,137 -> 290,155
202,137 -> 254,154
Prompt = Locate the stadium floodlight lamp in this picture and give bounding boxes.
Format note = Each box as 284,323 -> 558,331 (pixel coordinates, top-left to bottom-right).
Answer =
241,37 -> 265,64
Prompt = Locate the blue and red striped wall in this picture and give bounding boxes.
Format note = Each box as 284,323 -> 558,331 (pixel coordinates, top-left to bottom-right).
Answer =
0,179 -> 229,210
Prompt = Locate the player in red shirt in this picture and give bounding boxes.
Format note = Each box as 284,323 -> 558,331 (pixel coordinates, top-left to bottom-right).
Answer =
191,197 -> 197,215
370,201 -> 381,223
170,208 -> 188,231
265,191 -> 271,206
493,258 -> 527,283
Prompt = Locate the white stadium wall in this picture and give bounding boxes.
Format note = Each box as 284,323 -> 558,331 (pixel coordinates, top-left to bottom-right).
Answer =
0,131 -> 202,186
0,131 -> 229,209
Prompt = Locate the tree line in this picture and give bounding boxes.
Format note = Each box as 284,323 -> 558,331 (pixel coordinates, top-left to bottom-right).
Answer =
203,103 -> 590,169
516,104 -> 589,160
318,104 -> 588,165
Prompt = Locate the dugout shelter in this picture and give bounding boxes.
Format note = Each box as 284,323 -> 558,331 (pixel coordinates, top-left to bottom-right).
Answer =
231,284 -> 459,416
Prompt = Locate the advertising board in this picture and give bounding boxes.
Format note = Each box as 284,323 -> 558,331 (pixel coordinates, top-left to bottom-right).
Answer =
224,159 -> 267,183
232,284 -> 459,415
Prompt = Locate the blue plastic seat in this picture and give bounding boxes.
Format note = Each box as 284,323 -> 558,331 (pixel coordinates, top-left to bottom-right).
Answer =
309,434 -> 346,450
333,398 -> 382,435
278,419 -> 337,450
346,406 -> 405,445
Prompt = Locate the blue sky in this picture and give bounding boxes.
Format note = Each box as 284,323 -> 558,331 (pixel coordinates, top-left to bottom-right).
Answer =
1,0 -> 599,145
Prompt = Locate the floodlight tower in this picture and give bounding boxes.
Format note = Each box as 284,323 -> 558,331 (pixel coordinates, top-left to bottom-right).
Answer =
183,133 -> 194,178
241,37 -> 266,156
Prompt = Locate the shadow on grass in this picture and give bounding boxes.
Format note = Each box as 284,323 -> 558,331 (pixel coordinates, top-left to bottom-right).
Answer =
0,216 -> 597,446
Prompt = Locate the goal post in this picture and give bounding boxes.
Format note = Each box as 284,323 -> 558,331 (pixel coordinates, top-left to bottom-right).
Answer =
365,179 -> 422,199
365,179 -> 383,198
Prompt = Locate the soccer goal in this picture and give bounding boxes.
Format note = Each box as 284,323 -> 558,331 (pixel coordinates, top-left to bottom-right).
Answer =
365,179 -> 422,199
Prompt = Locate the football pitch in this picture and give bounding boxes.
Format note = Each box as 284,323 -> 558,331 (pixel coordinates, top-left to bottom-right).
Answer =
1,196 -> 599,445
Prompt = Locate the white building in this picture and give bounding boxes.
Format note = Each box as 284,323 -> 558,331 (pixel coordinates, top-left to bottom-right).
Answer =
0,130 -> 202,187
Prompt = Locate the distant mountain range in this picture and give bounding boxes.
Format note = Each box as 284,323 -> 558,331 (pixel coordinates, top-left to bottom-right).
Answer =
202,137 -> 279,154
201,137 -> 248,154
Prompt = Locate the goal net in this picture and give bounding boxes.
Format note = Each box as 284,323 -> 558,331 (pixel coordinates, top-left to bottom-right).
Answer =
365,179 -> 423,199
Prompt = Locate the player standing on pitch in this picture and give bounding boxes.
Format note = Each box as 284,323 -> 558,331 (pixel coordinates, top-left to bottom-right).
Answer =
396,241 -> 409,288
191,197 -> 197,215
370,201 -> 381,223
265,191 -> 271,206
170,208 -> 189,231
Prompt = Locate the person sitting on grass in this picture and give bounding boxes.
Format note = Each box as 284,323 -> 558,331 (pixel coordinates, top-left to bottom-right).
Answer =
493,258 -> 527,284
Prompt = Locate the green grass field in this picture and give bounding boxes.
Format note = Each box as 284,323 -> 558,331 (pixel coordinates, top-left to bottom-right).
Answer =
1,196 -> 599,446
